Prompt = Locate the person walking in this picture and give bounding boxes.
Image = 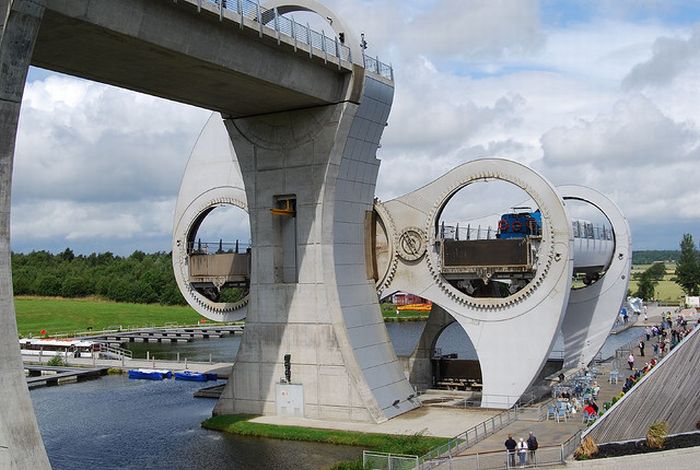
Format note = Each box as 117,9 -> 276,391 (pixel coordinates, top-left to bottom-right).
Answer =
627,352 -> 634,370
526,431 -> 538,465
645,326 -> 651,341
505,434 -> 517,468
638,340 -> 645,357
516,438 -> 528,468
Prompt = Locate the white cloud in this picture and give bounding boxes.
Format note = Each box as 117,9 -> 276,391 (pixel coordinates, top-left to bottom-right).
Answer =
11,2 -> 700,253
14,76 -> 209,204
540,94 -> 700,167
622,26 -> 700,89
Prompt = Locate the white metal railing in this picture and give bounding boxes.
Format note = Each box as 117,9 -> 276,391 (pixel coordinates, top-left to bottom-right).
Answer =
195,0 -> 394,80
99,343 -> 133,359
418,407 -> 520,469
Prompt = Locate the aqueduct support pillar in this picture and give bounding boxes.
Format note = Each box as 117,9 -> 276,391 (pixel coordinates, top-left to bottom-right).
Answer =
212,73 -> 419,422
0,0 -> 51,468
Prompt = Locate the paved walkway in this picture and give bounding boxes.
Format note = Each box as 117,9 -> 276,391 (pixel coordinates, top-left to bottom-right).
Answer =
548,446 -> 700,469
252,406 -> 498,438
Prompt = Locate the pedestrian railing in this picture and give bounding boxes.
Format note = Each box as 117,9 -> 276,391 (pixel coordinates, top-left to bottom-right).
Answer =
421,430 -> 582,470
418,407 -> 519,469
187,0 -> 394,80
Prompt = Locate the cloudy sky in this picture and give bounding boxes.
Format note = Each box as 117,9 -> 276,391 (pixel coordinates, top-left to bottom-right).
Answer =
11,0 -> 700,255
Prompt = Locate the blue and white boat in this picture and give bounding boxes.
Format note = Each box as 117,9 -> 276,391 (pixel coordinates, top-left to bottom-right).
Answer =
128,368 -> 172,380
174,370 -> 218,382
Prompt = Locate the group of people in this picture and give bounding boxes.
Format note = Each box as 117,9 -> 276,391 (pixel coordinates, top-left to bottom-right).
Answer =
622,357 -> 658,393
504,432 -> 538,468
641,312 -> 696,359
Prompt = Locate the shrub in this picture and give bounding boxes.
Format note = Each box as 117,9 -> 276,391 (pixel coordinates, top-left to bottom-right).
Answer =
646,421 -> 669,449
107,368 -> 125,375
574,436 -> 598,460
47,354 -> 64,366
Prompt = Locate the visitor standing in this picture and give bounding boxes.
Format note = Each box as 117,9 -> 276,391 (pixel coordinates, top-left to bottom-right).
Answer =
638,340 -> 645,357
516,438 -> 528,468
627,352 -> 634,370
504,434 -> 517,468
645,326 -> 651,341
526,431 -> 538,465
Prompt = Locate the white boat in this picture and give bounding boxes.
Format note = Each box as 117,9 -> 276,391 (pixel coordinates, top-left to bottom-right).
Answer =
19,338 -> 122,359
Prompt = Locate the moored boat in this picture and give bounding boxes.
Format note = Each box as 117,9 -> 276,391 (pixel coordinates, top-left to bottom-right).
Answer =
128,368 -> 172,380
174,370 -> 218,381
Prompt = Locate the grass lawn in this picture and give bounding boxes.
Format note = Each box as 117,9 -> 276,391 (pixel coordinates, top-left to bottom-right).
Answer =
629,263 -> 685,304
202,414 -> 448,469
13,296 -> 205,337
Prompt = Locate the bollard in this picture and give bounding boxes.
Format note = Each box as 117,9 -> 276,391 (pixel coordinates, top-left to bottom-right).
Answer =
152,356 -> 155,368
185,358 -> 188,369
209,353 -> 212,364
146,351 -> 150,361
177,352 -> 180,363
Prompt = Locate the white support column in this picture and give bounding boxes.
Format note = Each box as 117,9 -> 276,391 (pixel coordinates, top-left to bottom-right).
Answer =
558,185 -> 632,371
0,1 -> 51,467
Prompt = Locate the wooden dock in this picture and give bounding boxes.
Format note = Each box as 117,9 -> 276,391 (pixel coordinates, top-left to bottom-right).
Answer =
84,325 -> 245,344
25,366 -> 109,389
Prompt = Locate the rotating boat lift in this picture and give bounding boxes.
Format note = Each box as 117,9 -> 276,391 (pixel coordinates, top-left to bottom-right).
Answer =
173,116 -> 631,412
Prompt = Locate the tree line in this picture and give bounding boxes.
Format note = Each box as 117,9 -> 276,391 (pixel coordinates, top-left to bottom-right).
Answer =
11,249 -> 186,305
633,234 -> 700,300
675,234 -> 700,296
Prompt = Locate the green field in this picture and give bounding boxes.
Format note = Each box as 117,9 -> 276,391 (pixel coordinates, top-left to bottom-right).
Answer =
629,263 -> 685,304
13,296 -> 204,337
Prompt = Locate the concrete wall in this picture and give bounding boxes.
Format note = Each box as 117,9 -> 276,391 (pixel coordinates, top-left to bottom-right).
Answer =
0,1 -> 51,468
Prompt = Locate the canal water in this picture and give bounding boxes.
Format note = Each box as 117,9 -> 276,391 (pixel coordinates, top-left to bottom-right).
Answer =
32,321 -> 643,468
31,376 -> 361,469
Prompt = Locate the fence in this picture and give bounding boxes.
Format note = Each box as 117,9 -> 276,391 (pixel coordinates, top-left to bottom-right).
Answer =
418,407 -> 519,468
366,435 -> 583,470
193,0 -> 394,79
424,437 -> 580,470
364,451 -> 419,470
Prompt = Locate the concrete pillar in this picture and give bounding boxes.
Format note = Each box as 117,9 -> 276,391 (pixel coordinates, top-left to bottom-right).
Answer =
0,1 -> 51,468
405,305 -> 455,390
213,74 -> 418,423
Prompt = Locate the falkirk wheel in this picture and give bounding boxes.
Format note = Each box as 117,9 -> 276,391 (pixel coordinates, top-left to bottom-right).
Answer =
173,116 -> 631,413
